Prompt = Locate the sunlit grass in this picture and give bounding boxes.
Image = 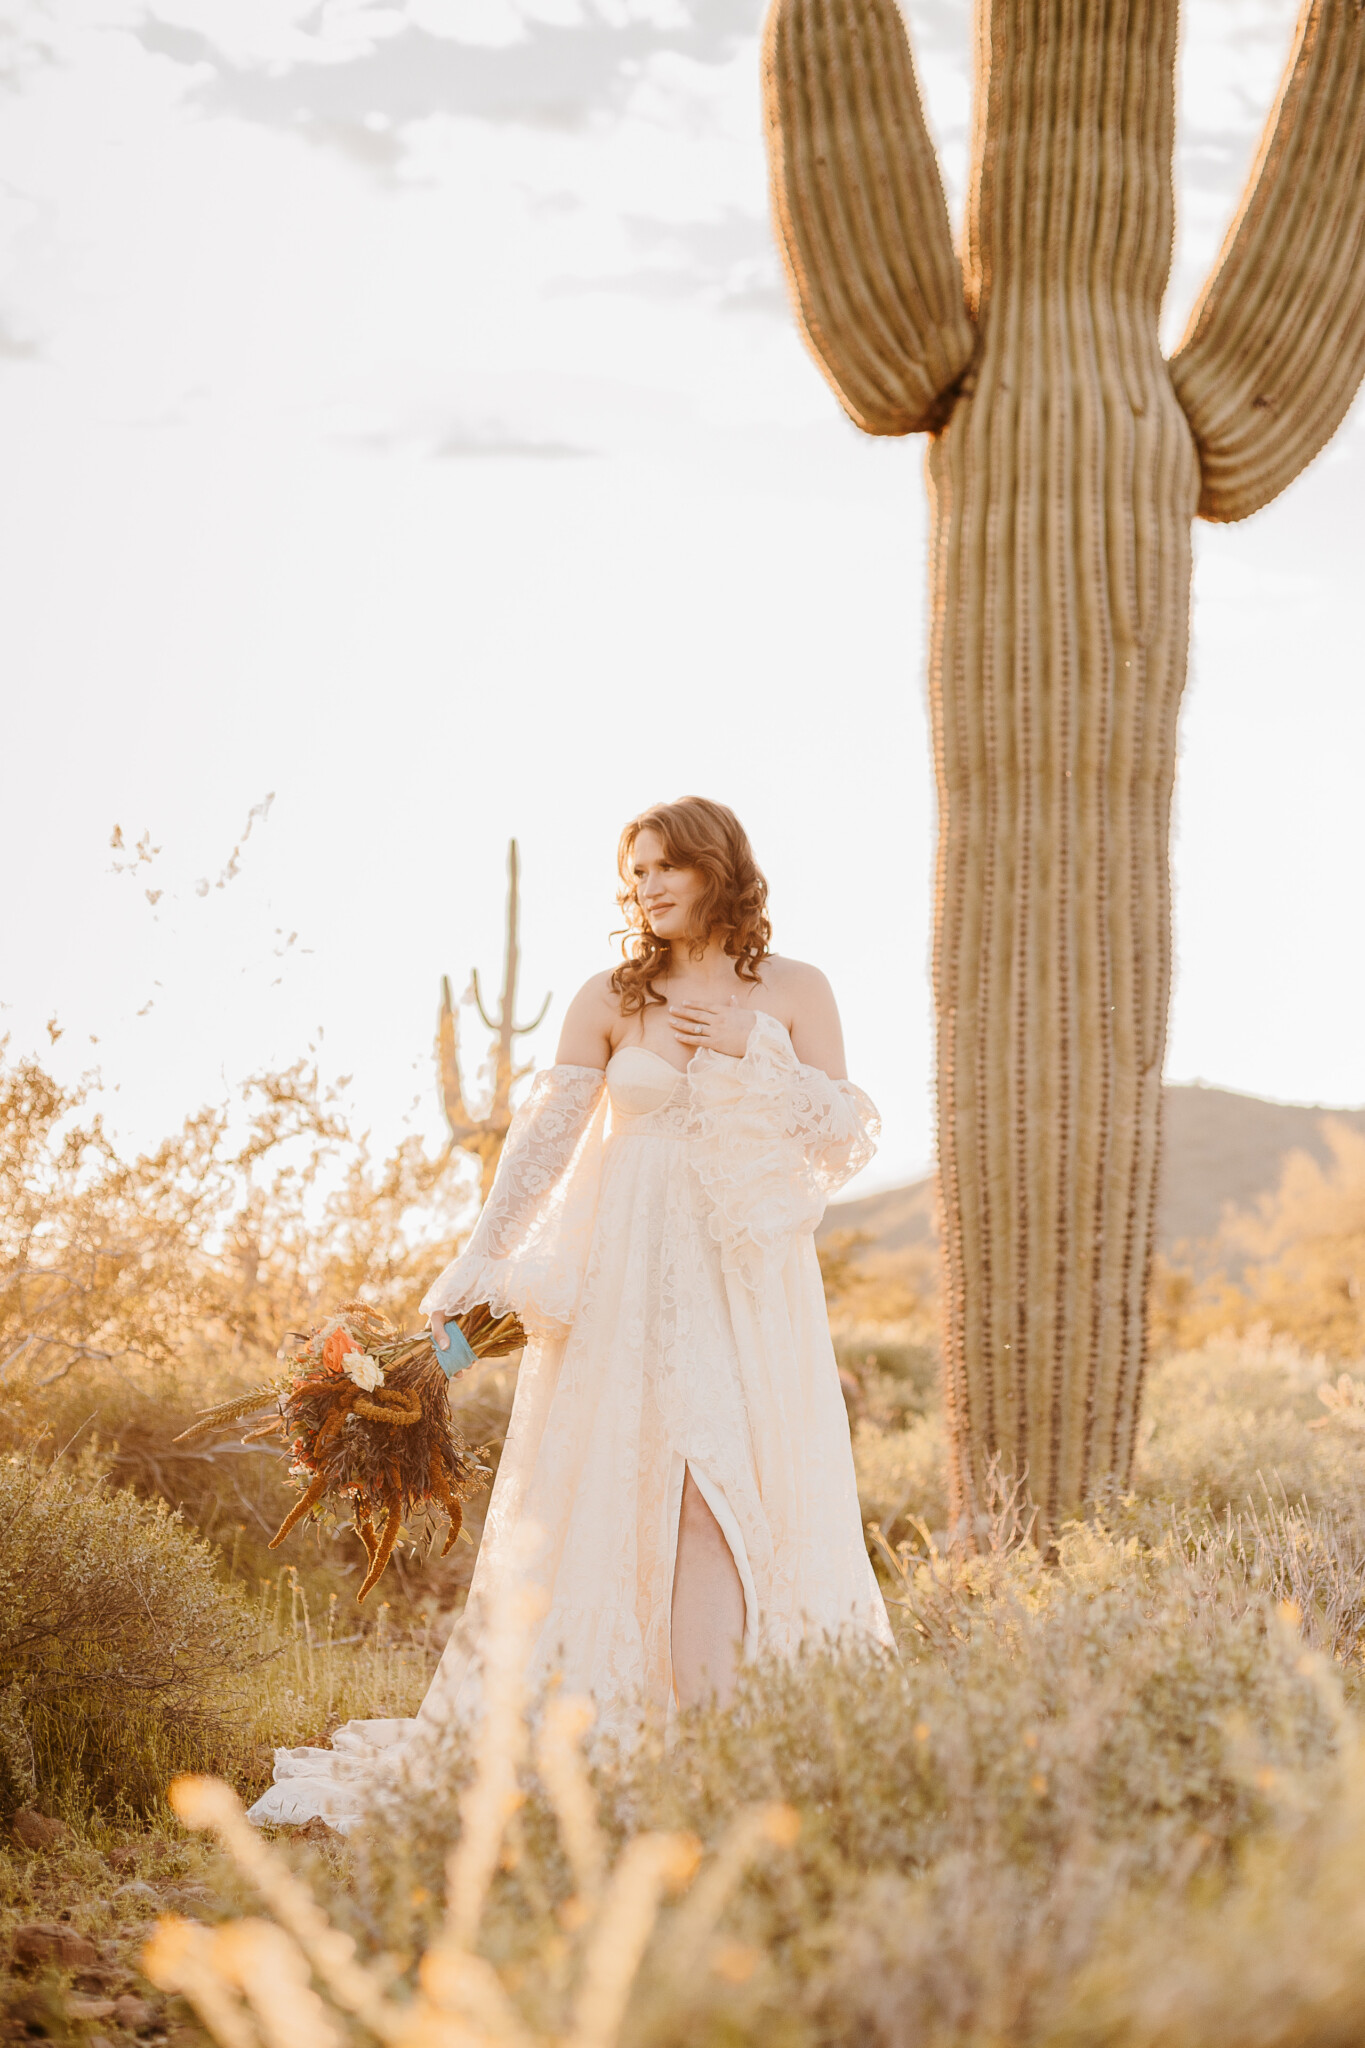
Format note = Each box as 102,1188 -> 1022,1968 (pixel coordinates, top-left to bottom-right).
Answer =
237,1570 -> 439,1799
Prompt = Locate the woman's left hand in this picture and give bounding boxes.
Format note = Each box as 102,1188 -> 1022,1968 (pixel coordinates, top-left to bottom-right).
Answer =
669,1003 -> 756,1059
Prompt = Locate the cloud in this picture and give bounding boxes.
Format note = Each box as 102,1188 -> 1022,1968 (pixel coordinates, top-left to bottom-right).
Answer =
550,205 -> 782,311
431,425 -> 591,457
133,4 -> 762,148
296,115 -> 407,173
0,311 -> 42,360
334,412 -> 594,456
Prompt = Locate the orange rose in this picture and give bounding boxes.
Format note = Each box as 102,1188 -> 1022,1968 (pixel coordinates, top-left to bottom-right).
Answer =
320,1325 -> 359,1374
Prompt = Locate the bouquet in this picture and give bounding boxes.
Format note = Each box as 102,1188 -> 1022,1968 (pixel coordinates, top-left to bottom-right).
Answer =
175,1301 -> 522,1601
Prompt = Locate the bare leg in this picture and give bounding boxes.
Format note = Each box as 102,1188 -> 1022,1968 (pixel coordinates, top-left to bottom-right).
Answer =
671,1466 -> 746,1710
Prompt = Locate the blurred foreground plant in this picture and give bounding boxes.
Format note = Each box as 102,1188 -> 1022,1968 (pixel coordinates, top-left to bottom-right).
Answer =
140,1514 -> 1365,2048
145,1588 -> 798,2048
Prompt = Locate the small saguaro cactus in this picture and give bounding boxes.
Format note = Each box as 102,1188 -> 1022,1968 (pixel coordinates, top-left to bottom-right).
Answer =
438,838 -> 551,1202
762,0 -> 1365,1534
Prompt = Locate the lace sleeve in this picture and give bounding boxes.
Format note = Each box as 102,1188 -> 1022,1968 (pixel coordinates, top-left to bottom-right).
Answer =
419,1066 -> 608,1338
689,1011 -> 880,1291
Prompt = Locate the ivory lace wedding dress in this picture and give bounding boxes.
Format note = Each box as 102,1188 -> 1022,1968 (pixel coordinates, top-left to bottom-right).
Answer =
249,1013 -> 893,1830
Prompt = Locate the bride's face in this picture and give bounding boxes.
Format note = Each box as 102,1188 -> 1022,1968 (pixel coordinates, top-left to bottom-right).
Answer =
631,828 -> 706,945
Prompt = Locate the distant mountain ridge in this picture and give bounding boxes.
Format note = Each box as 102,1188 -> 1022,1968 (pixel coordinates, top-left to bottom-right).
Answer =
820,1084 -> 1365,1260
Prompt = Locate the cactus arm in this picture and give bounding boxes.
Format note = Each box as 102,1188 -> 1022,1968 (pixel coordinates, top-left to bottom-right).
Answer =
1169,0 -> 1365,523
761,0 -> 976,435
438,976 -> 482,1142
515,989 -> 552,1036
470,967 -> 498,1034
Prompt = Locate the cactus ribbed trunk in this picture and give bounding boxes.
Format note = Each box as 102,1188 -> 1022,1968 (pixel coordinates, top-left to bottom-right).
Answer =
930,0 -> 1197,1529
763,0 -> 1365,1541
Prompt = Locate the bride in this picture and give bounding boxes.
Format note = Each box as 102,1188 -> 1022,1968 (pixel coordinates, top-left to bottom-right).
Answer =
250,796 -> 892,1830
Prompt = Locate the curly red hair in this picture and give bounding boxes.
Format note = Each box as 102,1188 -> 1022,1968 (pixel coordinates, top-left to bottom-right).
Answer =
610,797 -> 772,1016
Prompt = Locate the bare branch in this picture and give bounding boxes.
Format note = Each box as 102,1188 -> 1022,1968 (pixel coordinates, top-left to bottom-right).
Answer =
36,1344 -> 115,1387
0,1335 -> 36,1381
1170,0 -> 1365,521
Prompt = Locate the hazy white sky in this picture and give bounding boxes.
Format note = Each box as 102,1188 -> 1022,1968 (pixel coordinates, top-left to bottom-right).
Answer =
1,0 -> 1361,1194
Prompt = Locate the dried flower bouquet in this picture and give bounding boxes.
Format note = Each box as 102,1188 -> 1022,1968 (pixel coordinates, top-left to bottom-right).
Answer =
175,1300 -> 521,1599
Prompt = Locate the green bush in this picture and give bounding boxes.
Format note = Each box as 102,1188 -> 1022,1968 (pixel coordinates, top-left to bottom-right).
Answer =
0,1452 -> 261,1818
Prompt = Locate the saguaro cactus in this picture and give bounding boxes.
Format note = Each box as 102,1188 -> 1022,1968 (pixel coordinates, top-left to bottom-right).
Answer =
438,839 -> 551,1201
763,0 -> 1365,1531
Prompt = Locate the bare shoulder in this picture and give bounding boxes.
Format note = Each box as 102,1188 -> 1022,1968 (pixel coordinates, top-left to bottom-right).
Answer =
571,969 -> 621,1010
760,955 -> 836,1005
555,970 -> 621,1067
761,956 -> 846,1078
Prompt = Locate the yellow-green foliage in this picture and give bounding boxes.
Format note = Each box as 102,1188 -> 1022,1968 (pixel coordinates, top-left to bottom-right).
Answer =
0,1453 -> 259,1819
0,1483 -> 436,1829
820,1229 -> 937,1329
853,1410 -> 949,1545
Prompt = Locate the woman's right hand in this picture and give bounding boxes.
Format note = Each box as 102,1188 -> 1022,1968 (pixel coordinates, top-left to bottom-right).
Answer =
428,1312 -> 452,1358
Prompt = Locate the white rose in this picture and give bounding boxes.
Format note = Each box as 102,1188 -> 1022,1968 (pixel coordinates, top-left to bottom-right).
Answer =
342,1351 -> 385,1392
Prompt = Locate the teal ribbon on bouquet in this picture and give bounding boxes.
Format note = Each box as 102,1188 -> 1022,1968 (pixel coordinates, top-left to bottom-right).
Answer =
432,1320 -> 476,1378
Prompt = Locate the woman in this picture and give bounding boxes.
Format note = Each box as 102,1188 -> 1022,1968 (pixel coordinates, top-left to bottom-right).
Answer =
250,797 -> 891,1830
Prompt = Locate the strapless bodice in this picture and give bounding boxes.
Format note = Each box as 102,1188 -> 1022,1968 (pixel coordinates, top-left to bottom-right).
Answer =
605,1045 -> 688,1119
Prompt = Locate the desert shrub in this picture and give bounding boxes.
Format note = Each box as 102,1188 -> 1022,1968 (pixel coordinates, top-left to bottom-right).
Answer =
0,1452 -> 262,1818
141,1657 -> 1365,2048
1235,1124 -> 1365,1362
1149,1121 -> 1365,1365
821,1233 -> 937,1328
1134,1336 -> 1365,1522
853,1413 -> 950,1547
17,1364 -> 483,1628
835,1333 -> 941,1427
0,1043 -> 471,1414
0,1043 -> 485,1623
1052,1735 -> 1365,2048
838,1332 -> 950,1549
1172,1495 -> 1365,1689
624,1525 -> 1338,1877
311,1522 -> 1340,2048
